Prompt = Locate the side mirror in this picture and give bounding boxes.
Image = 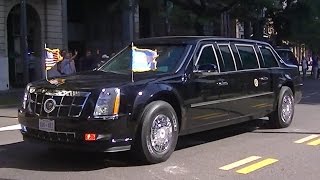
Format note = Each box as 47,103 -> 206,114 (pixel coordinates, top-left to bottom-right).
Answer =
196,64 -> 218,73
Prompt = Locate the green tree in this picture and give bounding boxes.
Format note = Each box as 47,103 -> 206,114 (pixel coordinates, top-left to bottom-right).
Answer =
271,0 -> 320,49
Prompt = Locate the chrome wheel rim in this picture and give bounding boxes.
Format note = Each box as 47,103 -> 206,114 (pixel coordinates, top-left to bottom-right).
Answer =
281,94 -> 293,123
150,114 -> 173,154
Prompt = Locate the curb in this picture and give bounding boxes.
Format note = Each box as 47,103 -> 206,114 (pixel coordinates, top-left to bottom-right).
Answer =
0,115 -> 18,118
0,104 -> 20,109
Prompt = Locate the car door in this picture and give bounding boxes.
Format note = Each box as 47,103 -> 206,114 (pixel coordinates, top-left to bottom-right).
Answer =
215,43 -> 247,120
185,43 -> 229,130
234,44 -> 274,116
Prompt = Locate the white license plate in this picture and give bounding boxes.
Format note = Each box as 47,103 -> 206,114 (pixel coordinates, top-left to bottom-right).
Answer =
39,119 -> 55,132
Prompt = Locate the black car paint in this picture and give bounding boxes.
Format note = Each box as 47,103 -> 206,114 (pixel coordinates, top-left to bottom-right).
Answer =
18,37 -> 302,152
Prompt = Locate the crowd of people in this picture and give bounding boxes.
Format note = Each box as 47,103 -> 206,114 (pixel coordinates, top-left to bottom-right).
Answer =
51,49 -> 113,77
301,54 -> 320,80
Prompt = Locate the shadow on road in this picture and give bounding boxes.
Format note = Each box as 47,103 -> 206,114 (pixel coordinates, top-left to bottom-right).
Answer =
0,120 -> 263,172
298,78 -> 320,105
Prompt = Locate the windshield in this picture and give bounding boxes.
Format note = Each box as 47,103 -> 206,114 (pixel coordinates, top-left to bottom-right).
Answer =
99,45 -> 187,75
276,49 -> 298,65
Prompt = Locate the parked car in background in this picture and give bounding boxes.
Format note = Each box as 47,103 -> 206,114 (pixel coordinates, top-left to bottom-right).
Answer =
275,47 -> 299,66
18,36 -> 303,164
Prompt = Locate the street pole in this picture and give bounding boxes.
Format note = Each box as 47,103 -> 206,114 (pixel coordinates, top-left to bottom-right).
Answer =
20,0 -> 29,84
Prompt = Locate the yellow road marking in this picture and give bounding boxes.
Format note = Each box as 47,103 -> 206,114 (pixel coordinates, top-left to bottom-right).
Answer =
236,158 -> 278,175
193,113 -> 220,120
294,135 -> 319,144
219,156 -> 261,171
307,138 -> 320,146
252,103 -> 273,108
252,103 -> 268,108
203,113 -> 228,120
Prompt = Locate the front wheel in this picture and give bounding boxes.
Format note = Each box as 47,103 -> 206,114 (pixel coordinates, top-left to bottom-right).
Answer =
133,101 -> 179,164
269,86 -> 294,128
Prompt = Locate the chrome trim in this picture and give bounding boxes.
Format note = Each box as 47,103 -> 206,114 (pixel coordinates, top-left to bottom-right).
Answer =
44,90 -> 89,97
150,114 -> 173,154
104,145 -> 131,153
191,92 -> 274,108
28,89 -> 91,118
43,98 -> 57,113
194,44 -> 221,73
25,127 -> 76,137
217,44 -> 238,71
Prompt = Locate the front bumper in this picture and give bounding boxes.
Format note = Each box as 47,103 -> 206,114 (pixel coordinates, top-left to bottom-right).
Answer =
18,109 -> 134,152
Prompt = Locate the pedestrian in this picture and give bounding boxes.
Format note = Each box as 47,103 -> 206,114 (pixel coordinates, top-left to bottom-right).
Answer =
94,49 -> 102,68
80,49 -> 96,71
312,54 -> 319,80
57,50 -> 77,76
318,57 -> 320,79
301,56 -> 308,79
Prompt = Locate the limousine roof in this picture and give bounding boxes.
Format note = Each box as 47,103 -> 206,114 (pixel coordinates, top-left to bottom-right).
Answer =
134,36 -> 270,46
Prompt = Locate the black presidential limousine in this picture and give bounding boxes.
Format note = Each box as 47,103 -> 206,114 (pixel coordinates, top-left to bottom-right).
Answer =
18,36 -> 302,163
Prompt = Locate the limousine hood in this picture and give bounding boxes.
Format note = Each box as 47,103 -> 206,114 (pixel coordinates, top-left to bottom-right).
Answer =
30,71 -> 159,90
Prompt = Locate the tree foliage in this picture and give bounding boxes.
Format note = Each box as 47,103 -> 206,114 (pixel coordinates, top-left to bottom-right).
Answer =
271,0 -> 320,49
169,0 -> 320,48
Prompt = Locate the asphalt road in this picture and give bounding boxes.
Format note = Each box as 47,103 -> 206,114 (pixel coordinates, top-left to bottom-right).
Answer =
0,79 -> 319,180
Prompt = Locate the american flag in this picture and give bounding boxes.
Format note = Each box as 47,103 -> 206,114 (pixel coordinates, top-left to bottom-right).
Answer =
45,48 -> 63,70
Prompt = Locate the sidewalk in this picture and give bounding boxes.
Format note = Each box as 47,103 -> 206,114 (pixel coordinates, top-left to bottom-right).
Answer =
0,88 -> 24,108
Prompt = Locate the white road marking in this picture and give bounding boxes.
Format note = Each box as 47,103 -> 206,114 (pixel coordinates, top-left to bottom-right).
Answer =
294,135 -> 319,144
219,156 -> 261,170
0,124 -> 21,132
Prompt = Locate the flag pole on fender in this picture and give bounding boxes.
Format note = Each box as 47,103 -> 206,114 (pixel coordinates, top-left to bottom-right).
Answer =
44,43 -> 48,81
131,42 -> 134,83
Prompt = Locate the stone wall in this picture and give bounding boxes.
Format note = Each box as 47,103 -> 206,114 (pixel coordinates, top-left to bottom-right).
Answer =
0,0 -> 65,90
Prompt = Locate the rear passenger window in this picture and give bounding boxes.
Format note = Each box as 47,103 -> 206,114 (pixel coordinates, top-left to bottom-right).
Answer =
196,45 -> 219,71
260,47 -> 279,68
237,45 -> 259,69
218,45 -> 236,72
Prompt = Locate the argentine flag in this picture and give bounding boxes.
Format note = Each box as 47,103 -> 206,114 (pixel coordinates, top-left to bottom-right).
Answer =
132,46 -> 159,72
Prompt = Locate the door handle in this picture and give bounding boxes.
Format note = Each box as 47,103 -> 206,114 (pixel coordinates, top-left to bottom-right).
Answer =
217,80 -> 229,86
259,77 -> 269,81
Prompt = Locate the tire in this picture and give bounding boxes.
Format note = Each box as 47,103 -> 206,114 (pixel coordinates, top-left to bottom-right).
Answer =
269,86 -> 294,128
133,101 -> 179,164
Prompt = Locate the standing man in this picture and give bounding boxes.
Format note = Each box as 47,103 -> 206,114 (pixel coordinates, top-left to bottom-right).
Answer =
312,54 -> 319,80
80,50 -> 95,71
301,56 -> 308,79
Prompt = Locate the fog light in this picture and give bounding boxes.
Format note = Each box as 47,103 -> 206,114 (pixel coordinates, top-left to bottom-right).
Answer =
21,125 -> 27,132
85,133 -> 96,141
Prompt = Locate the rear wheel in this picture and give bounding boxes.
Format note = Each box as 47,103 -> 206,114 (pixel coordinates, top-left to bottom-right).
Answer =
269,86 -> 294,128
133,101 -> 179,164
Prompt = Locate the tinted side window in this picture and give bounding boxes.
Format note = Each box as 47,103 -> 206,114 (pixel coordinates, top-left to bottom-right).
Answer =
237,45 -> 259,69
196,45 -> 218,70
260,47 -> 279,68
218,45 -> 236,72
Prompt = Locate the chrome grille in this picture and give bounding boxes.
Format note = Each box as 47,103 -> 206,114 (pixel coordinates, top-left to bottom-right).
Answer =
27,89 -> 91,118
23,127 -> 77,143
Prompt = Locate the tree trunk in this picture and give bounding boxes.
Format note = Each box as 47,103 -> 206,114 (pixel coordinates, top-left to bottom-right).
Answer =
252,20 -> 264,40
244,20 -> 251,39
194,19 -> 205,35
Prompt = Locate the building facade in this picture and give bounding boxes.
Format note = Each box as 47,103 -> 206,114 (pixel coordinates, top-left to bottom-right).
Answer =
0,0 -> 66,90
0,0 -> 137,91
0,0 -> 239,91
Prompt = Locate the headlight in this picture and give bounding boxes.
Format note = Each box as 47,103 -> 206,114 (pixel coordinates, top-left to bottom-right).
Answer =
93,88 -> 120,117
22,83 -> 31,109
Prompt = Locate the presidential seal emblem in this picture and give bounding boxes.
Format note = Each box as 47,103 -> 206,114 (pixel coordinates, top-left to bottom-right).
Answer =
254,79 -> 259,87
